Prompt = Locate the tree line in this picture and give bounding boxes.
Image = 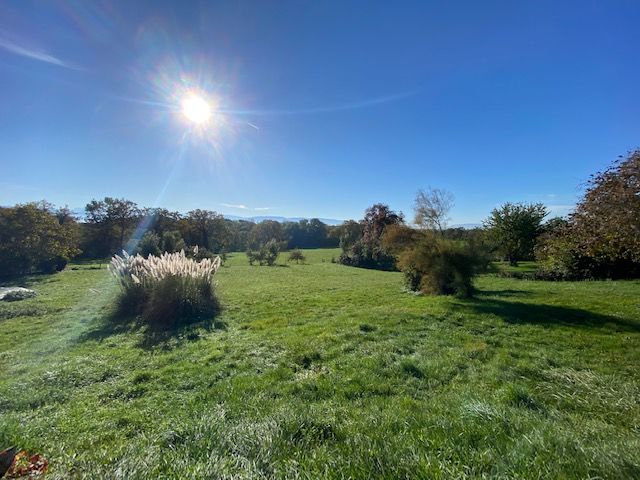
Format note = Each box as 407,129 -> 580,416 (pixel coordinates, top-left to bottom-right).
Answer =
1,149 -> 638,285
0,200 -> 339,275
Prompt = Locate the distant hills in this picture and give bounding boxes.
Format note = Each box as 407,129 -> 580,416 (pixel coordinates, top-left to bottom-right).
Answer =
65,208 -> 478,228
223,215 -> 344,226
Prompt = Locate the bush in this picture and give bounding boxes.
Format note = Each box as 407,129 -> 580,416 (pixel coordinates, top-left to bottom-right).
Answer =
246,239 -> 281,266
189,245 -> 217,262
339,240 -> 397,271
260,239 -> 280,266
108,250 -> 221,327
161,230 -> 186,253
136,231 -> 161,257
288,249 -> 306,264
398,237 -> 490,297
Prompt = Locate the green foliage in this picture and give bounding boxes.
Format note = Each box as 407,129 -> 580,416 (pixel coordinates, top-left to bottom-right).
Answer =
249,220 -> 283,248
183,209 -> 229,253
288,249 -> 306,264
135,231 -> 161,257
160,230 -> 186,253
262,239 -> 281,266
189,245 -> 218,262
283,219 -> 334,249
0,202 -> 80,275
397,235 -> 490,297
84,197 -> 140,255
484,202 -> 548,266
246,238 -> 281,266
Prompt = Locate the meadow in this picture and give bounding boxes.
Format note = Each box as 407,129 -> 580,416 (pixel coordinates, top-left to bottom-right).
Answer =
1,248 -> 639,479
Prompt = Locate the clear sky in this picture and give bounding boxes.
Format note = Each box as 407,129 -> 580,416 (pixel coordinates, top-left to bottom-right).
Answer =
1,1 -> 638,224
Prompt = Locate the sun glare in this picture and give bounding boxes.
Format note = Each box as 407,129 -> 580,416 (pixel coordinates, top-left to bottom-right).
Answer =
181,94 -> 212,124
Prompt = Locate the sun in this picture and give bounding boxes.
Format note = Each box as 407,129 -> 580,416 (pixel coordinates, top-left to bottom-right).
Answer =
181,94 -> 212,124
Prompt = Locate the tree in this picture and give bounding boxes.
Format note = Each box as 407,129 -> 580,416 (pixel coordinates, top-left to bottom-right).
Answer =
142,208 -> 182,237
537,150 -> 640,278
161,230 -> 186,253
414,187 -> 454,233
184,209 -> 229,253
85,197 -> 140,254
335,220 -> 363,250
226,219 -> 254,252
0,202 -> 80,275
362,204 -> 404,243
484,202 -> 548,265
571,150 -> 640,266
339,204 -> 404,270
246,238 -> 281,266
249,220 -> 283,249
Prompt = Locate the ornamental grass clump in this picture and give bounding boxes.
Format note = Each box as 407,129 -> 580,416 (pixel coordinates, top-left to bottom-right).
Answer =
108,248 -> 221,327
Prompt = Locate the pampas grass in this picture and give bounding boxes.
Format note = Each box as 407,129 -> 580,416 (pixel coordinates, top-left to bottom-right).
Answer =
108,248 -> 221,326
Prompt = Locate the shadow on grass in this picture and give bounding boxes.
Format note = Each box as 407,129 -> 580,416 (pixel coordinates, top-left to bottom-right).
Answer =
475,289 -> 531,298
79,307 -> 226,350
457,296 -> 640,332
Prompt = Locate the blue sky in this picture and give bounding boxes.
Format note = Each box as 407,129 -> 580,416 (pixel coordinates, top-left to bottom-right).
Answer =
1,0 -> 639,224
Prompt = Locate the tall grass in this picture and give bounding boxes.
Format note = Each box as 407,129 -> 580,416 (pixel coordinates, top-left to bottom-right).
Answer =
108,248 -> 221,326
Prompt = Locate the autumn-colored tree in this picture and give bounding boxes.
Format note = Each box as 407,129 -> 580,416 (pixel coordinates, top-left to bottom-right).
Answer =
572,150 -> 640,265
339,204 -> 404,270
538,150 -> 640,278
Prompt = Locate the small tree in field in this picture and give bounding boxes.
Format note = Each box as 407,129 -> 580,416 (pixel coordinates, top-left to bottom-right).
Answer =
414,187 -> 454,233
484,203 -> 548,265
246,239 -> 281,266
288,249 -> 306,264
260,239 -> 280,266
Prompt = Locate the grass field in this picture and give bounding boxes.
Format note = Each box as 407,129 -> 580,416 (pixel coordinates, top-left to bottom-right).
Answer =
1,248 -> 640,479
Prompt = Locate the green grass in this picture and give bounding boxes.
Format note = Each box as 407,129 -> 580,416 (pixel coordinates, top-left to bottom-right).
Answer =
1,249 -> 640,479
493,260 -> 539,274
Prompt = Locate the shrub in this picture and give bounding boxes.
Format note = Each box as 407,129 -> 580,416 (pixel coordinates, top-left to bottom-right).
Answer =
161,230 -> 186,253
108,250 -> 221,327
288,249 -> 306,264
136,231 -> 161,257
246,239 -> 281,266
246,249 -> 258,265
398,237 -> 490,297
189,245 -> 217,261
